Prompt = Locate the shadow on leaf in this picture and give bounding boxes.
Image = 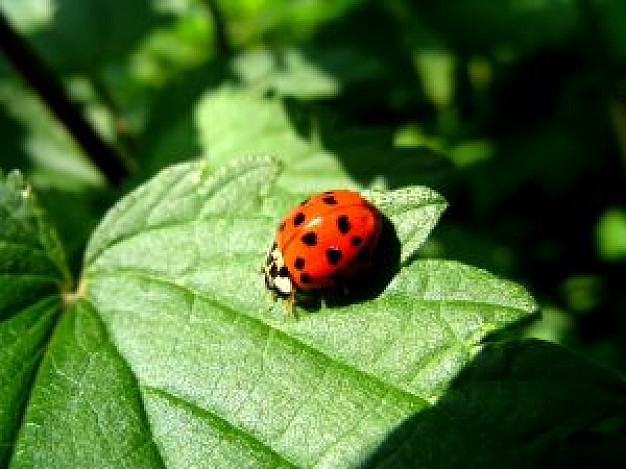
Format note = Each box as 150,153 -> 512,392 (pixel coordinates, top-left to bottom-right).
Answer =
361,339 -> 626,469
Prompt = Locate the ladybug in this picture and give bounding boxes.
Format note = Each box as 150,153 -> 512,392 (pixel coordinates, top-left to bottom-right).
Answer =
263,190 -> 381,309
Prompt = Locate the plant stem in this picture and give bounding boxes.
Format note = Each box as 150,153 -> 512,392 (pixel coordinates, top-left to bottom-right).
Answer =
205,0 -> 233,57
0,12 -> 130,186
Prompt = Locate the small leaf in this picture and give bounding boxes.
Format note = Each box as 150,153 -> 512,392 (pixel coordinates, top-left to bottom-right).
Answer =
0,170 -> 69,466
232,48 -> 340,99
195,85 -> 449,192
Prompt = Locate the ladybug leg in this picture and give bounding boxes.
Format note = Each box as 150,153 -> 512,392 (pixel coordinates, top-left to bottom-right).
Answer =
284,291 -> 296,316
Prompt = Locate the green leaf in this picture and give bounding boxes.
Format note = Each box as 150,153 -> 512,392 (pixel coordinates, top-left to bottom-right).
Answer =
11,158 -> 625,467
10,299 -> 164,468
195,85 -> 449,192
196,85 -> 350,192
0,170 -> 68,466
231,48 -> 340,99
0,82 -> 104,190
84,155 -> 282,267
0,170 -> 69,315
78,157 -> 555,467
365,186 -> 447,264
231,47 -> 383,100
0,297 -> 59,467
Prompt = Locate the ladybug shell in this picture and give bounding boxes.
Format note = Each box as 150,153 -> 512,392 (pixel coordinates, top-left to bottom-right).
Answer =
275,190 -> 381,291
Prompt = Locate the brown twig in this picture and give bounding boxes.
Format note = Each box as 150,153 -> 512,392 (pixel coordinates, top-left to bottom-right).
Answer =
0,12 -> 130,186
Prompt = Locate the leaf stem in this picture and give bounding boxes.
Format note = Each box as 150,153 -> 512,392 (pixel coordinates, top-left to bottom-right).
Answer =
0,12 -> 130,186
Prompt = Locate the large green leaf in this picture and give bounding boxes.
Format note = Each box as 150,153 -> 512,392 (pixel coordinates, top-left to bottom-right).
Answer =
0,170 -> 69,466
7,158 -> 626,467
77,157 -> 623,467
81,159 -> 511,467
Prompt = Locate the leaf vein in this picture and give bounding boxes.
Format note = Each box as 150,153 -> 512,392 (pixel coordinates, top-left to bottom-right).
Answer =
142,385 -> 299,468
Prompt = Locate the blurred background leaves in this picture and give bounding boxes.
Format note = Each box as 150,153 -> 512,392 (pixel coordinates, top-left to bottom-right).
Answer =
1,0 -> 626,380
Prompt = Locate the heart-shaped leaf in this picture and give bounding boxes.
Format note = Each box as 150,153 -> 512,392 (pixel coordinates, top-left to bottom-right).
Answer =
6,158 -> 625,468
76,158 -> 538,466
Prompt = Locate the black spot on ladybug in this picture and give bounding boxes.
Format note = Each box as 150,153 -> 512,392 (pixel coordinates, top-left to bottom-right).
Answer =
293,212 -> 305,226
301,232 -> 317,246
337,215 -> 350,234
269,264 -> 278,277
300,273 -> 311,284
278,266 -> 290,277
326,248 -> 342,265
323,191 -> 334,195
357,247 -> 370,263
294,257 -> 305,270
278,221 -> 286,231
351,236 -> 363,246
322,196 -> 338,205
299,197 -> 310,206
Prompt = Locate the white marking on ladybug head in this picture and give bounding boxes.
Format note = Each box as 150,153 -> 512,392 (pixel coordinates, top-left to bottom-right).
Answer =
273,274 -> 292,296
263,244 -> 293,298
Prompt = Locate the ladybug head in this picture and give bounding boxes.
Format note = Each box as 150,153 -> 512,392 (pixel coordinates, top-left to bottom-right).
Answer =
263,242 -> 293,299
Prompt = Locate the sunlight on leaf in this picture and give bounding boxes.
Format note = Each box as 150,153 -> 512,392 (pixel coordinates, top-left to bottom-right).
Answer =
80,157 -> 546,468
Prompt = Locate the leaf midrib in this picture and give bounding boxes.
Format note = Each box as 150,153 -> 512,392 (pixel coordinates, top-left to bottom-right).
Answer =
87,269 -> 429,467
88,267 -> 471,406
91,268 -> 525,396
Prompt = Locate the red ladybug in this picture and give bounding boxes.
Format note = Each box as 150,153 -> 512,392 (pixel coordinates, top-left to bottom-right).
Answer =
264,190 -> 381,308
